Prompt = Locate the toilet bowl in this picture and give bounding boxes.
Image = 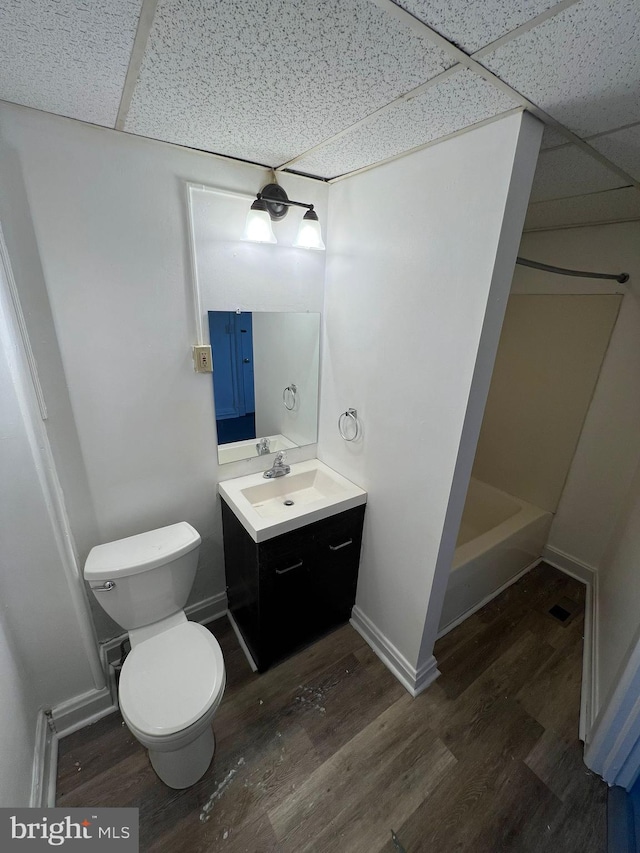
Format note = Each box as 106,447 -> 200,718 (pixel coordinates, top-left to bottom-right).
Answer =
84,522 -> 226,789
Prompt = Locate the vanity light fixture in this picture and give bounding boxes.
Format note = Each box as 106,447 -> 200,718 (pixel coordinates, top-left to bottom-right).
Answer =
244,183 -> 325,251
293,209 -> 325,251
243,197 -> 277,244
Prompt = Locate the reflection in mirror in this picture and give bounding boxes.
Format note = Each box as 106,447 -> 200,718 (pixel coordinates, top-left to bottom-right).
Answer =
208,311 -> 320,465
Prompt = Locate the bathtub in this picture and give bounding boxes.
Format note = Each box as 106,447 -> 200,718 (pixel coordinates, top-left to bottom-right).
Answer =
438,478 -> 553,635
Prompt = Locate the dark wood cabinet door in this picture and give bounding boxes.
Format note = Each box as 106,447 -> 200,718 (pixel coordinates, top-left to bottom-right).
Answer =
261,550 -> 319,663
222,499 -> 366,671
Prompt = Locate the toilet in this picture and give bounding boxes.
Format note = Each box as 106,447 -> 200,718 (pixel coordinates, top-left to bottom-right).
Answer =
84,522 -> 226,789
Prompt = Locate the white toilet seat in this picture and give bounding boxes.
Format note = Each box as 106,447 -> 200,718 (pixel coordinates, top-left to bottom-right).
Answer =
119,622 -> 225,740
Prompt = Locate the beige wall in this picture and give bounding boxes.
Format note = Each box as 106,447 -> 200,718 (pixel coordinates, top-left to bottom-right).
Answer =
472,294 -> 620,512
515,223 -> 640,571
597,457 -> 640,707
511,222 -> 640,724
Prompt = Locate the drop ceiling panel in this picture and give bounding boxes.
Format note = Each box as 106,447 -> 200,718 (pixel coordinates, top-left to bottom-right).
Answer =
0,0 -> 142,126
292,69 -> 519,179
530,145 -> 629,202
524,186 -> 640,230
481,0 -> 640,137
589,124 -> 640,181
393,0 -> 564,54
541,126 -> 570,149
125,0 -> 454,166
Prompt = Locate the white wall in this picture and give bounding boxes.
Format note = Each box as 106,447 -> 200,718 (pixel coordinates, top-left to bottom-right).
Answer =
0,240 -> 99,804
514,222 -> 640,571
0,107 -> 100,576
318,112 -> 542,683
0,337 -> 97,704
0,103 -> 327,641
0,612 -> 36,806
253,312 -> 320,444
190,187 -> 325,317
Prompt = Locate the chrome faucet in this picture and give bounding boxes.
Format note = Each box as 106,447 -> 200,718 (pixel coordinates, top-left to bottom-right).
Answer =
256,437 -> 271,456
263,451 -> 290,479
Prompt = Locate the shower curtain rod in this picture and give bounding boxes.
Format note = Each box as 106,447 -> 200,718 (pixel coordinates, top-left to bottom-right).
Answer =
516,256 -> 629,284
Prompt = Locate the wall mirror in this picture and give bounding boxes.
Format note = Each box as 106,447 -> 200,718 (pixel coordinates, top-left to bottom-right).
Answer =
209,311 -> 320,465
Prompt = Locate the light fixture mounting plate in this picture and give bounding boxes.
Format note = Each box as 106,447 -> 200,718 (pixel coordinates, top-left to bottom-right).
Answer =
261,183 -> 289,221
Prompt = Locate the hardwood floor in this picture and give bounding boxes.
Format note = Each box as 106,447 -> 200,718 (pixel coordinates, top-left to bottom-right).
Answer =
57,563 -> 606,851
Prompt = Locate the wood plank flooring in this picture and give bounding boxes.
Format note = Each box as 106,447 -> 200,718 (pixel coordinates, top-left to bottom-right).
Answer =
57,563 -> 606,851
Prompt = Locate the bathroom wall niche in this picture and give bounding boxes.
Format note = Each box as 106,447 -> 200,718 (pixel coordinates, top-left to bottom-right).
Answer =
209,310 -> 320,465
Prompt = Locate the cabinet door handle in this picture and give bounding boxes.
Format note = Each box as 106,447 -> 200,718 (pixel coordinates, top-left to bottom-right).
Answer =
275,560 -> 304,575
329,539 -> 353,551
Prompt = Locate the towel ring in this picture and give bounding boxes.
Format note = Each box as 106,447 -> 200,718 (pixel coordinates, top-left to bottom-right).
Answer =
283,384 -> 297,411
338,408 -> 360,441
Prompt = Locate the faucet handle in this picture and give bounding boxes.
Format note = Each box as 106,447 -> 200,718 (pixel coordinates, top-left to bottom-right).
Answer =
275,450 -> 286,465
256,436 -> 271,455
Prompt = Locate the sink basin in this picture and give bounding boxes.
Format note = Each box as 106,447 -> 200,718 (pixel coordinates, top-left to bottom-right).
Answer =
218,460 -> 367,542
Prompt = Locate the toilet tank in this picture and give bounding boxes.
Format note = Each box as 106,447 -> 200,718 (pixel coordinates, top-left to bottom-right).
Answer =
84,523 -> 201,631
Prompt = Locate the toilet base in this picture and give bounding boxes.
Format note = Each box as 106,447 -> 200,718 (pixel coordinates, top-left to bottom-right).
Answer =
148,726 -> 215,789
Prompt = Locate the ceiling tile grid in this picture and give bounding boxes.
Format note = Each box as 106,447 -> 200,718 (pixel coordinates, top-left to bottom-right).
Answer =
392,0 -> 565,54
0,0 -> 142,126
589,124 -> 640,181
291,69 -> 519,178
530,144 -> 629,202
124,0 -> 454,167
0,0 -> 637,208
480,0 -> 640,138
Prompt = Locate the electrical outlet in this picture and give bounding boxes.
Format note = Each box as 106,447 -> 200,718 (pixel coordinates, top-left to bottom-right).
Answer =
192,345 -> 212,373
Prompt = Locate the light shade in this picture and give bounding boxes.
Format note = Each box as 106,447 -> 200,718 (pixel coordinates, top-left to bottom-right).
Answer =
293,209 -> 325,251
243,199 -> 276,244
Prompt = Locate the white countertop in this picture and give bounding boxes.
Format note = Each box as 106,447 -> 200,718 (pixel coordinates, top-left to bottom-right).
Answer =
218,459 -> 367,542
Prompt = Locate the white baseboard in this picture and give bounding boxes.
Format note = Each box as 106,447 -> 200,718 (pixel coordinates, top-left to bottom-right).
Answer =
580,575 -> 599,742
413,655 -> 441,696
542,545 -> 598,741
45,732 -> 59,807
542,545 -> 597,584
227,610 -> 258,673
437,558 -> 542,640
185,591 -> 228,626
51,686 -> 117,739
32,694 -> 109,807
30,711 -> 58,807
350,606 -> 440,698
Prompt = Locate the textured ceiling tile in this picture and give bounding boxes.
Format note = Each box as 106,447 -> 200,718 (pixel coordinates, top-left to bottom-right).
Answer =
524,186 -> 640,229
589,124 -> 640,181
530,145 -> 629,202
481,0 -> 640,137
125,0 -> 454,166
291,69 -> 519,178
393,0 -> 563,54
541,126 -> 570,149
0,0 -> 141,126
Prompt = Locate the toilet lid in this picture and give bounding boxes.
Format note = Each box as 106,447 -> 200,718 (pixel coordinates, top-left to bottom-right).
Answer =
119,622 -> 225,737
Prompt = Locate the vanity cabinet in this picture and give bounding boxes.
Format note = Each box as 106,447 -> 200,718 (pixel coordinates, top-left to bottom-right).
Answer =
221,500 -> 366,671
